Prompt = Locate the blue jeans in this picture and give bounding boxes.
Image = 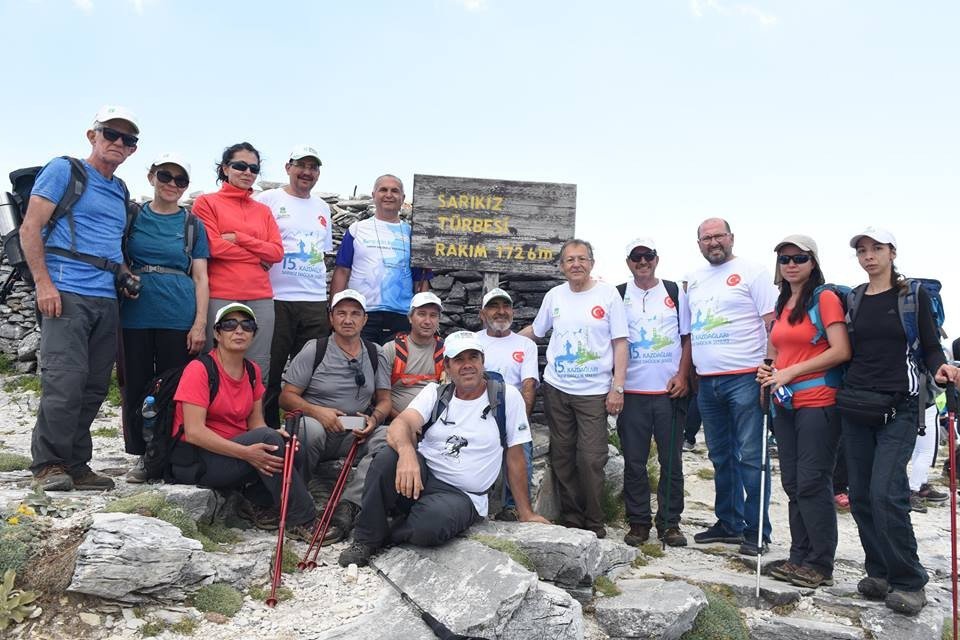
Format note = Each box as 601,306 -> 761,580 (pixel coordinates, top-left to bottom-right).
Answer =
698,372 -> 772,542
502,441 -> 534,509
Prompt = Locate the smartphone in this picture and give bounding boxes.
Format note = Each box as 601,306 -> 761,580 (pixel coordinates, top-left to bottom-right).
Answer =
340,416 -> 367,430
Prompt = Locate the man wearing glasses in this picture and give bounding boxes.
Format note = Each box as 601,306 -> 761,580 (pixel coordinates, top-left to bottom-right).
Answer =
682,218 -> 778,556
617,237 -> 692,548
279,289 -> 391,543
255,145 -> 333,428
24,105 -> 140,491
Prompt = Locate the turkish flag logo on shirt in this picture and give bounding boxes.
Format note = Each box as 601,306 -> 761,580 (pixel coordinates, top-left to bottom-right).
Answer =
591,306 -> 605,319
726,274 -> 742,286
664,296 -> 676,308
319,216 -> 328,227
512,351 -> 524,363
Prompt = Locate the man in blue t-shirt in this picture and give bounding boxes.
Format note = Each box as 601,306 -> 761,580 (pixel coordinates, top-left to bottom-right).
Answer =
22,105 -> 140,491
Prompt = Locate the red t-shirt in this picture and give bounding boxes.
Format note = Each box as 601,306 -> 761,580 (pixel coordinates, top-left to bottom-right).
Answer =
173,351 -> 265,441
770,290 -> 845,408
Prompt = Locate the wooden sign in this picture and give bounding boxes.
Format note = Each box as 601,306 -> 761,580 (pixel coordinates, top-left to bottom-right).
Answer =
410,174 -> 577,276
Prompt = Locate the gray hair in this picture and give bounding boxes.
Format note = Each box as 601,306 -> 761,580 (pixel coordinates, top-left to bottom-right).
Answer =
560,238 -> 594,261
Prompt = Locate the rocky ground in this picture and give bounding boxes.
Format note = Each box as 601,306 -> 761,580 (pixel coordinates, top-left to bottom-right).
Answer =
0,370 -> 956,639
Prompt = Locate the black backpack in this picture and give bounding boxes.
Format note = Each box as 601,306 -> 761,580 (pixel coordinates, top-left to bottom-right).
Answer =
310,336 -> 380,375
138,352 -> 256,480
422,370 -> 508,448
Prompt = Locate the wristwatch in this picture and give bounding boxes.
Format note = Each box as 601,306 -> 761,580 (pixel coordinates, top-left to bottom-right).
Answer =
613,385 -> 624,394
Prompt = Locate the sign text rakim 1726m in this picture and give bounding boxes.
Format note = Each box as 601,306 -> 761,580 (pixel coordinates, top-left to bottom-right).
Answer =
410,174 -> 577,276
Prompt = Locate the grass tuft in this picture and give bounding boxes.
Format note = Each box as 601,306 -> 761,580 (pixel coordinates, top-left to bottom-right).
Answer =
469,535 -> 536,572
0,453 -> 31,472
681,586 -> 749,640
593,575 -> 621,597
192,583 -> 243,617
640,542 -> 665,558
248,583 -> 293,602
2,375 -> 40,394
91,427 -> 119,438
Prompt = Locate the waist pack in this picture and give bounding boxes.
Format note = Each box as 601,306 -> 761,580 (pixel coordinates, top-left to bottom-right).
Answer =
835,388 -> 902,427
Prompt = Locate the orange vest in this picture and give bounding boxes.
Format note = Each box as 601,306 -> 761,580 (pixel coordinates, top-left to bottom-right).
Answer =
390,333 -> 444,386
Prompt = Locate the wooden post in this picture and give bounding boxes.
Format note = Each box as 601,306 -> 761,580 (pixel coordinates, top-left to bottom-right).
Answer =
482,272 -> 500,293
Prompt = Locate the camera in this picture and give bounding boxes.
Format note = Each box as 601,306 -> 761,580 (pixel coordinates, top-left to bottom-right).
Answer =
116,271 -> 142,297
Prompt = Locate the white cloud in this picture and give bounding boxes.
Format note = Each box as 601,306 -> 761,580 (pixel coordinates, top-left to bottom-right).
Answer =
455,0 -> 488,11
72,0 -> 94,12
129,0 -> 146,13
690,0 -> 778,27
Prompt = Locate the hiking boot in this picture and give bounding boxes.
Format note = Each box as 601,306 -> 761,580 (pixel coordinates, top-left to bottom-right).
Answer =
683,439 -> 696,452
623,524 -> 651,547
768,561 -> 802,583
909,492 -> 927,513
918,483 -> 948,503
885,588 -> 927,616
338,541 -> 380,567
858,576 -> 891,600
70,465 -> 115,490
739,540 -> 769,556
125,457 -> 148,484
495,507 -> 519,522
790,565 -> 834,588
588,525 -> 607,540
657,527 -> 688,547
327,502 -> 359,543
34,464 -> 74,491
286,519 -> 319,543
693,522 -> 744,545
238,500 -> 279,531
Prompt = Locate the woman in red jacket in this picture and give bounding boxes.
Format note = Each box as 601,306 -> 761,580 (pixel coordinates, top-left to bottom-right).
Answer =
193,142 -> 282,379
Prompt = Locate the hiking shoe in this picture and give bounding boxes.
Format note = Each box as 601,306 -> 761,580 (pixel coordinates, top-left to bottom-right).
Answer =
238,500 -> 280,531
588,525 -> 607,539
909,492 -> 927,513
657,527 -> 688,547
834,492 -> 850,510
858,576 -> 891,600
918,483 -> 948,503
495,507 -> 519,522
739,540 -> 769,556
683,439 -> 696,452
790,566 -> 834,588
125,457 -> 148,484
327,502 -> 359,543
693,522 -> 744,545
70,465 -> 115,490
768,561 -> 802,583
338,541 -> 379,567
34,464 -> 74,491
623,524 -> 651,547
885,588 -> 927,616
286,519 -> 320,543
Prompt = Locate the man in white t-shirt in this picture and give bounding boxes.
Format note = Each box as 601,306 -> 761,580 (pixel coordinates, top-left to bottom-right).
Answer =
383,291 -> 445,417
682,218 -> 778,556
338,331 -> 549,567
520,239 -> 628,539
254,145 -> 333,427
475,287 -> 539,520
331,174 -> 431,345
617,237 -> 692,548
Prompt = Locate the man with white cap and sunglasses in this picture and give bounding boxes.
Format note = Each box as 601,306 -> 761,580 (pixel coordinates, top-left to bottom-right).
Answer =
339,330 -> 549,567
383,291 -> 446,418
25,105 -> 140,491
254,145 -> 333,428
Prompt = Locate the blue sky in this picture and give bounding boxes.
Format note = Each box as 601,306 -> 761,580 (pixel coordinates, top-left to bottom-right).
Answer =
2,0 -> 958,339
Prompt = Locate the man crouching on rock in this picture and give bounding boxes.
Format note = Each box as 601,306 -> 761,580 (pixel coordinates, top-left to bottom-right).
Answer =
338,331 -> 549,567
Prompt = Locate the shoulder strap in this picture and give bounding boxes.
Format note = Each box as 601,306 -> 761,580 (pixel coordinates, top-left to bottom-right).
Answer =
122,202 -> 142,262
363,339 -> 380,374
484,371 -> 508,449
46,157 -> 88,252
422,381 -> 456,440
183,213 -> 199,275
198,352 -> 221,404
616,282 -> 626,299
845,284 -> 868,343
899,278 -> 923,365
312,337 -> 330,375
243,358 -> 256,389
662,279 -> 680,330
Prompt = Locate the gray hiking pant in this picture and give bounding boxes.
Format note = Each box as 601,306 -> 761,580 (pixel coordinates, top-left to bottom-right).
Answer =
300,417 -> 388,506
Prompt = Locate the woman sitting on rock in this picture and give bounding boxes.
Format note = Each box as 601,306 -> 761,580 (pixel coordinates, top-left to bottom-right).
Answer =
170,302 -> 316,540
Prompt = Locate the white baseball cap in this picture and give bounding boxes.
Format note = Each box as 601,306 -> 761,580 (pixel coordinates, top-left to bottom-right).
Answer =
289,144 -> 322,165
214,302 -> 256,324
151,152 -> 191,180
849,226 -> 897,250
625,237 -> 657,256
443,331 -> 484,358
93,105 -> 140,134
482,287 -> 513,307
331,289 -> 367,311
410,291 -> 443,312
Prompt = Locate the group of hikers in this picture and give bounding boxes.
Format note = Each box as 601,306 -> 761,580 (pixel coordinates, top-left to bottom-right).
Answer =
15,105 -> 960,618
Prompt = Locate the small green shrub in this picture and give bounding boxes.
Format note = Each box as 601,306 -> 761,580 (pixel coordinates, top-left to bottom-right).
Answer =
944,618 -> 956,640
2,376 -> 40,394
0,517 -> 45,573
105,492 -> 213,548
640,542 -> 665,559
593,576 -> 621,597
601,481 -> 626,525
193,583 -> 243,617
106,370 -> 122,408
198,521 -> 241,547
608,430 -> 622,453
0,354 -> 13,375
0,453 -> 31,472
248,583 -> 293,602
140,620 -> 164,637
0,569 -> 39,632
281,546 -> 299,573
681,587 -> 749,640
470,535 -> 536,572
0,537 -> 28,574
631,555 -> 648,568
170,617 -> 199,634
91,427 -> 119,438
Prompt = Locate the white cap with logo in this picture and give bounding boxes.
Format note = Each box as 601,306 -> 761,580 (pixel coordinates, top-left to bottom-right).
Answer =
849,226 -> 897,250
151,152 -> 191,180
409,291 -> 443,312
481,287 -> 513,307
93,105 -> 140,134
624,237 -> 657,256
443,330 -> 484,358
289,144 -> 322,165
214,302 -> 257,324
331,289 -> 367,310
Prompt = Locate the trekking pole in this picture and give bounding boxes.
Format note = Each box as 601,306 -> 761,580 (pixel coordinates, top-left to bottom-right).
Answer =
370,560 -> 485,640
755,358 -> 773,605
947,380 -> 959,640
661,399 -> 680,551
298,437 -> 361,570
266,434 -> 297,607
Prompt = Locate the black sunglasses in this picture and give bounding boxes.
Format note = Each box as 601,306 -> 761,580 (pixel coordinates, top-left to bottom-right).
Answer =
228,161 -> 260,175
155,169 -> 189,189
777,254 -> 812,265
96,126 -> 138,147
216,318 -> 258,333
628,251 -> 658,263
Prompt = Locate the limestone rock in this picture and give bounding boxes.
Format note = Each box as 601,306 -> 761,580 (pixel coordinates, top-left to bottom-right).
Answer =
69,512 -> 215,603
16,330 -> 39,361
501,580 -> 582,639
596,538 -> 639,579
859,602 -> 943,640
207,539 -> 272,589
749,616 -> 865,639
604,444 -> 625,497
594,578 -> 706,640
155,483 -> 220,523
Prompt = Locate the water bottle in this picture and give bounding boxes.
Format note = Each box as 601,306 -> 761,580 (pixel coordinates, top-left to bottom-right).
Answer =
141,395 -> 157,446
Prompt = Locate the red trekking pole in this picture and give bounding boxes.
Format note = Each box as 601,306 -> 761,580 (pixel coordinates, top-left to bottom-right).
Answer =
298,437 -> 361,570
266,433 -> 297,607
946,382 -> 958,640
